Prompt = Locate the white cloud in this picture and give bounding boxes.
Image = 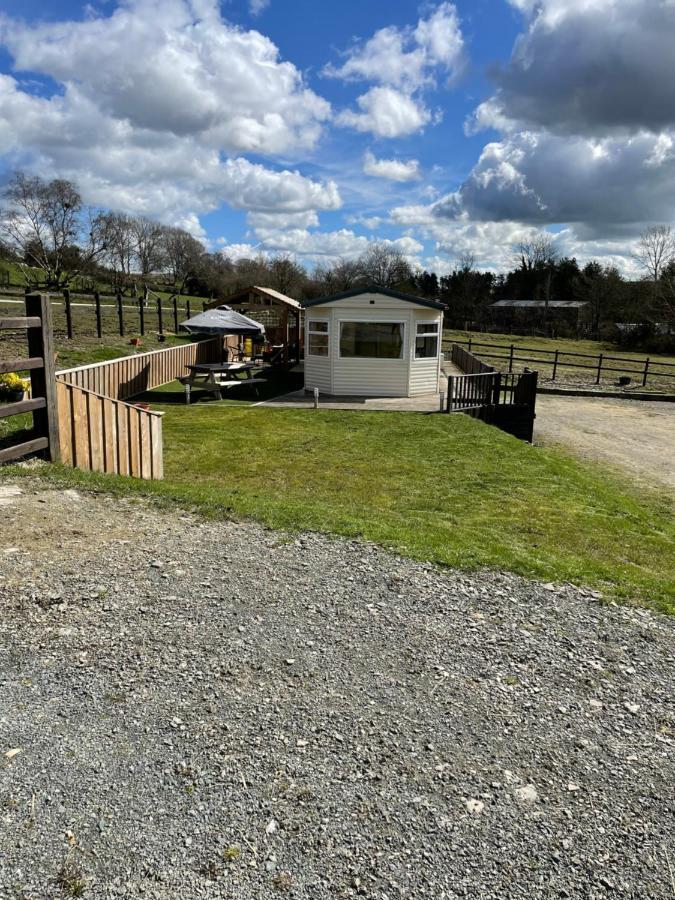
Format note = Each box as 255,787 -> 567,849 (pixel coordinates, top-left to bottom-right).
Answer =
324,3 -> 463,91
247,210 -> 320,230
218,242 -> 266,261
346,214 -> 383,230
472,0 -> 675,137
337,87 -> 430,138
0,0 -> 329,154
420,0 -> 675,272
0,0 -> 339,231
435,129 -> 675,236
328,4 -> 461,139
235,224 -> 424,265
363,151 -> 420,182
249,0 -> 269,15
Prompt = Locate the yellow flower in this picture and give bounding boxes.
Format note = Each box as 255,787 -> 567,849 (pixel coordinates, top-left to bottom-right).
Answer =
0,372 -> 30,397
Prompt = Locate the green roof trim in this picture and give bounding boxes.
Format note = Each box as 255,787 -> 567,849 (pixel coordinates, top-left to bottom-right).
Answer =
301,287 -> 446,311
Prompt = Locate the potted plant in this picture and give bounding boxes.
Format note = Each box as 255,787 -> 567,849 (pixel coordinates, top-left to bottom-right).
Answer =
0,372 -> 30,403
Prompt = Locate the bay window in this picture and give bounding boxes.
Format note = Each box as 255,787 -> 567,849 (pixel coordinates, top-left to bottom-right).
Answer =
339,322 -> 404,359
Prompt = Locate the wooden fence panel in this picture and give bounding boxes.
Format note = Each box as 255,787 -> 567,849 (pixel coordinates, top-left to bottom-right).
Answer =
56,337 -> 221,400
56,380 -> 163,480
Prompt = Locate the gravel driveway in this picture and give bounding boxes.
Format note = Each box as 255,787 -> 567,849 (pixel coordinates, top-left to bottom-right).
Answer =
535,395 -> 675,490
1,482 -> 674,899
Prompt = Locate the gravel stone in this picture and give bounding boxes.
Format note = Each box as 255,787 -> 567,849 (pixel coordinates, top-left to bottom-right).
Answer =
0,482 -> 673,899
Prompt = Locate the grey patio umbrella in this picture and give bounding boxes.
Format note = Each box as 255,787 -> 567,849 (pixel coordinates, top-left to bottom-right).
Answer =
180,305 -> 265,336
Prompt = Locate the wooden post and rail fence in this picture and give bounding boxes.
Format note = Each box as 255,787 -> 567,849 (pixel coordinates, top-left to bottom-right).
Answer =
446,338 -> 675,388
0,287 -> 197,341
0,293 -> 60,465
1,293 -> 221,479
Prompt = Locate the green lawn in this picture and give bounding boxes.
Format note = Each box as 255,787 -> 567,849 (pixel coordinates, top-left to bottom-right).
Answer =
6,398 -> 673,614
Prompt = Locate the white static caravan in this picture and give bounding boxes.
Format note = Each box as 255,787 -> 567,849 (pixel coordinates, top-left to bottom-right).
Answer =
302,288 -> 446,398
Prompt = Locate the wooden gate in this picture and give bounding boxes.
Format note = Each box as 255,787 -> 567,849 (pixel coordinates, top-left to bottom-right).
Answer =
447,344 -> 538,442
0,293 -> 59,464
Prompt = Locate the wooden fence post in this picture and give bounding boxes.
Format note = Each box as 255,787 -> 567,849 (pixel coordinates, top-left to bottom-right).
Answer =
139,298 -> 145,336
172,297 -> 178,333
63,288 -> 73,339
642,357 -> 650,387
552,349 -> 559,381
94,291 -> 102,338
157,297 -> 163,334
508,344 -> 515,373
186,299 -> 191,320
25,293 -> 60,462
596,353 -> 603,385
492,372 -> 502,406
117,293 -> 124,336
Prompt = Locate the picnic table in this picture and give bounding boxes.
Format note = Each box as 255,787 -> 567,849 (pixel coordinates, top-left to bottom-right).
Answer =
179,362 -> 264,404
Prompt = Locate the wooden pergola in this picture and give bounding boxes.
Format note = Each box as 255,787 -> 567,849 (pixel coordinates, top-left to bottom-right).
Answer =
208,286 -> 302,364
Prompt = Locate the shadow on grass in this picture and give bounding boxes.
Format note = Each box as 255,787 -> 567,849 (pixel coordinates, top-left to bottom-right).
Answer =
134,367 -> 304,407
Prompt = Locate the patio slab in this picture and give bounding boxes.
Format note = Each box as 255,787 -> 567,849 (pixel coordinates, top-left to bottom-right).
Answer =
257,369 -> 457,413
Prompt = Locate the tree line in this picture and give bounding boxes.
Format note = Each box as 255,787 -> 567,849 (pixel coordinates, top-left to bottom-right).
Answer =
0,172 -> 673,347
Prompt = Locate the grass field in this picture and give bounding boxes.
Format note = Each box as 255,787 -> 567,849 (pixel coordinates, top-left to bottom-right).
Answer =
4,389 -> 673,614
444,328 -> 675,391
0,259 -> 209,305
0,295 -> 193,371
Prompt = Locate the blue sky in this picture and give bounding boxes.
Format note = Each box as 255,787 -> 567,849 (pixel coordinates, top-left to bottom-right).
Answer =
0,0 -> 673,273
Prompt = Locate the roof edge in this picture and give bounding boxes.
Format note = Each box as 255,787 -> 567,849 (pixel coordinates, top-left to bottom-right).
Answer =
302,286 -> 446,311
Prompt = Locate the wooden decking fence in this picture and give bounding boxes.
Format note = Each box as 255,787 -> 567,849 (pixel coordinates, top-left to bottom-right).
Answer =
447,344 -> 538,442
56,338 -> 221,400
1,295 -> 220,478
53,337 -> 221,480
56,381 -> 163,479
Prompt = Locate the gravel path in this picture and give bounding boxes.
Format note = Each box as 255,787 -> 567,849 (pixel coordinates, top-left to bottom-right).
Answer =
1,482 -> 674,899
535,395 -> 675,490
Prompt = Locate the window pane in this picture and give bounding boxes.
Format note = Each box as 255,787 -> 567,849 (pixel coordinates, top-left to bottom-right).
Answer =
415,335 -> 439,359
308,334 -> 329,356
416,322 -> 438,335
309,320 -> 328,333
340,322 -> 403,359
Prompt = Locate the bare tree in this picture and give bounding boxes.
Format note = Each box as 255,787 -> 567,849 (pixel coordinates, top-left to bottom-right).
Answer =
457,251 -> 475,273
133,216 -> 166,277
160,226 -> 205,293
514,234 -> 558,319
268,254 -> 306,296
0,172 -> 105,288
514,235 -> 557,271
313,258 -> 363,294
94,212 -> 136,291
634,225 -> 675,315
359,242 -> 413,288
